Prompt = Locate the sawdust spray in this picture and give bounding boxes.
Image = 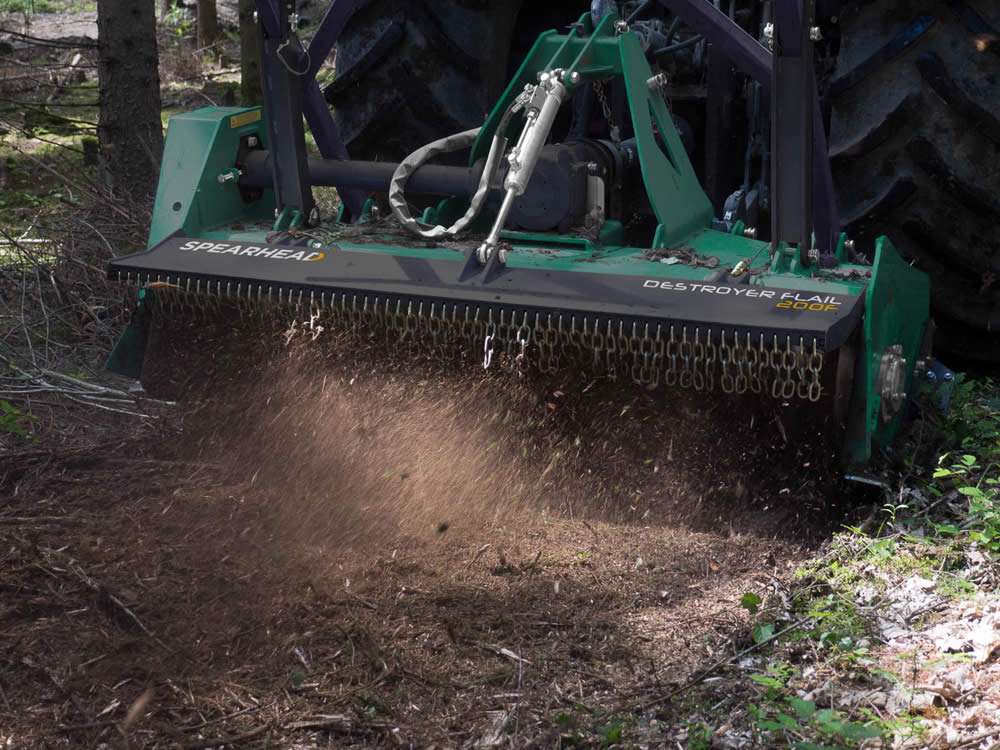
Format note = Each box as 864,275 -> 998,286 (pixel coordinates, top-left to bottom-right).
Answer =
149,316 -> 846,581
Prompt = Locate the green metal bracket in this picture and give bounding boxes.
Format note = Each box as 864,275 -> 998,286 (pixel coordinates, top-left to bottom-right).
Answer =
149,106 -> 273,248
843,236 -> 930,465
358,198 -> 376,222
471,13 -> 712,249
835,232 -> 849,263
105,287 -> 152,379
273,205 -> 304,232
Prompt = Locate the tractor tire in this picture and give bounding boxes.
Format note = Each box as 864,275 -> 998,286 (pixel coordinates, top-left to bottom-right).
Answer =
323,0 -> 526,164
829,0 -> 1000,362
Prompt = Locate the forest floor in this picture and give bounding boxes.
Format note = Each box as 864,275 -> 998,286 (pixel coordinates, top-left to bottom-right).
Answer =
2,3 -> 1000,749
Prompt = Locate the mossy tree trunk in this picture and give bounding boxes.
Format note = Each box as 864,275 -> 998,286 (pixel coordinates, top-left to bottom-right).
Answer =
97,0 -> 163,203
239,0 -> 262,106
197,0 -> 219,49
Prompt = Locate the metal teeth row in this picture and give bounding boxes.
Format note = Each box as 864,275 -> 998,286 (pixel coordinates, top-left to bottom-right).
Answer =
122,273 -> 825,401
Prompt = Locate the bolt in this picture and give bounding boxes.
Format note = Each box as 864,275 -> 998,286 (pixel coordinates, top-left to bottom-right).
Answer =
763,22 -> 775,51
646,72 -> 669,91
743,226 -> 757,239
274,208 -> 280,218
247,135 -> 259,148
844,238 -> 855,253
309,206 -> 320,225
925,370 -> 937,382
943,371 -> 954,382
587,161 -> 600,175
568,71 -> 581,85
615,20 -> 629,34
498,246 -> 509,265
808,247 -> 820,264
217,172 -> 235,184
311,241 -> 323,249
252,10 -> 258,23
809,26 -> 823,41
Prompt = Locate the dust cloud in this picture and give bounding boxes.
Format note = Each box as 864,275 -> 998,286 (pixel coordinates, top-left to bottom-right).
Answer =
143,310 -> 851,581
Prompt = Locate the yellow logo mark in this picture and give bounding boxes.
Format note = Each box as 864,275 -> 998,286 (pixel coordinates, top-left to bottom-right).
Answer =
306,252 -> 324,261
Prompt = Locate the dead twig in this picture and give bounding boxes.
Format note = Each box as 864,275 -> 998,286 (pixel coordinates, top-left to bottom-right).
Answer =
464,543 -> 491,570
470,641 -> 531,665
944,727 -> 1000,750
179,724 -> 270,749
0,515 -> 84,524
288,714 -> 395,733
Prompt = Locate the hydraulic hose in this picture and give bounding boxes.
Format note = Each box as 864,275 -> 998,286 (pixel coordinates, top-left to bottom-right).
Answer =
389,99 -> 520,239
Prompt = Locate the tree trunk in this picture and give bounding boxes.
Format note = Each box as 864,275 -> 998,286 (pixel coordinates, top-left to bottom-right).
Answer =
197,0 -> 219,49
158,0 -> 170,23
97,0 -> 163,203
238,0 -> 262,105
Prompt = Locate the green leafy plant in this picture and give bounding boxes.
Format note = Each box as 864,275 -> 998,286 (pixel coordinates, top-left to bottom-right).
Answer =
741,592 -> 778,643
933,453 -> 1000,554
685,720 -> 713,750
749,666 -> 881,749
161,2 -> 194,47
1,400 -> 36,441
597,716 -> 624,748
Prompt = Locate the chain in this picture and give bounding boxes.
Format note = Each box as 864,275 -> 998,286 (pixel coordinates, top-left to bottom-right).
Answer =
135,277 -> 827,401
592,80 -> 622,147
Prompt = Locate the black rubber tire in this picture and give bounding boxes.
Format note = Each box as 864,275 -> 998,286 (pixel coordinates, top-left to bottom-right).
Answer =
323,0 -> 526,164
829,0 -> 1000,362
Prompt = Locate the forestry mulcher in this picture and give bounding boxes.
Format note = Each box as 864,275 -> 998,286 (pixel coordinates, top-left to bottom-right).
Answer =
106,0 -> 949,468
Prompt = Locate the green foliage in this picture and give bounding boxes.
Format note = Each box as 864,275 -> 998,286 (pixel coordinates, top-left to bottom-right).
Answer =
740,592 -> 762,614
161,1 -> 194,47
550,708 -> 634,747
597,716 -> 623,748
740,592 -> 779,643
1,0 -> 94,14
933,453 -> 1000,554
685,721 -> 713,750
941,376 -> 1000,455
2,0 -> 56,15
749,664 -> 881,748
1,400 -> 36,441
930,381 -> 1000,555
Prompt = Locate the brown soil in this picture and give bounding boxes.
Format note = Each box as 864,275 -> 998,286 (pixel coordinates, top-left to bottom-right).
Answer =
0,310 -> 870,748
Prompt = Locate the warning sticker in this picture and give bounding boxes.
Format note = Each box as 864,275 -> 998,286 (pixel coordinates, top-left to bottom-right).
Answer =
230,110 -> 262,129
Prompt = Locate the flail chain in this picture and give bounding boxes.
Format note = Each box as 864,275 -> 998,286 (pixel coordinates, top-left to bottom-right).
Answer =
127,274 -> 825,401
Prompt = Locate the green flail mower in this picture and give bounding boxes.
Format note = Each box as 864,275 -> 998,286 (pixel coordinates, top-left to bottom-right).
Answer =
105,5 -> 948,470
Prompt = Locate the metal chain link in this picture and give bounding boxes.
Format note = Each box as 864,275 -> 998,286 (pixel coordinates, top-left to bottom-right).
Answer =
135,278 -> 827,401
592,80 -> 622,148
